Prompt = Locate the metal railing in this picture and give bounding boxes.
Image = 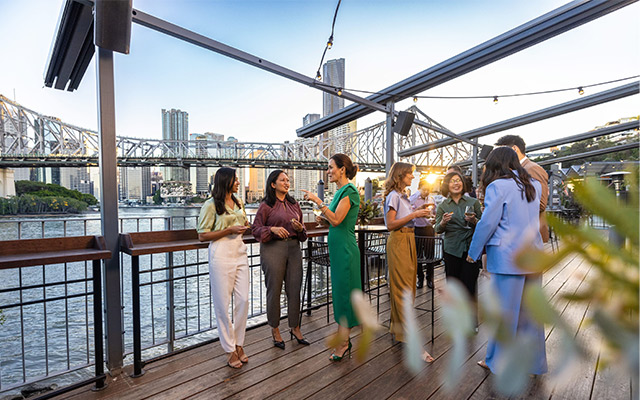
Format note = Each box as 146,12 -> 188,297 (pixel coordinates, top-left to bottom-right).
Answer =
0,256 -> 105,394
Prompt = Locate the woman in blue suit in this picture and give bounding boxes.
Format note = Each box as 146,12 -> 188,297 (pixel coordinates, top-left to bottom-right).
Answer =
466,147 -> 547,375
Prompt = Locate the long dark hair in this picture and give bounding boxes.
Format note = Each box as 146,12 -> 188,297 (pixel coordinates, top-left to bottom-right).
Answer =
211,167 -> 241,215
331,153 -> 358,179
263,170 -> 296,207
480,147 -> 536,202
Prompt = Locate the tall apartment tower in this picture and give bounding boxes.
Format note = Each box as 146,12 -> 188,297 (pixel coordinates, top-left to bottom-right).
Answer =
323,59 -> 345,117
303,113 -> 320,127
161,108 -> 189,182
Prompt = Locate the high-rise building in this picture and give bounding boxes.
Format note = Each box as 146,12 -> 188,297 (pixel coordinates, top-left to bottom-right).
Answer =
303,113 -> 320,127
60,167 -> 93,195
191,132 -> 225,196
322,58 -> 345,117
162,108 -> 189,182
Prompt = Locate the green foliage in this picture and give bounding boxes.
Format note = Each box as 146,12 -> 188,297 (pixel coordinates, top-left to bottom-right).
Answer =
357,199 -> 380,225
0,194 -> 87,214
14,180 -> 98,205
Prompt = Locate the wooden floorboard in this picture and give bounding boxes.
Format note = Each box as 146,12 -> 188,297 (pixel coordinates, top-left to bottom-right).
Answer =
62,243 -> 633,400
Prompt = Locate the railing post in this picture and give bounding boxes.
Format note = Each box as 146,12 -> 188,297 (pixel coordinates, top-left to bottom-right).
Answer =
131,255 -> 145,377
164,217 -> 175,353
92,259 -> 107,391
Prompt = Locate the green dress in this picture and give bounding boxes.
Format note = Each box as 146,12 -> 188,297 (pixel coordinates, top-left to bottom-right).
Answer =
328,183 -> 361,328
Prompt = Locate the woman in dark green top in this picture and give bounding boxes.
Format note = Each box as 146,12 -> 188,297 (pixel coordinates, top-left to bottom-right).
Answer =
303,153 -> 361,362
435,171 -> 483,320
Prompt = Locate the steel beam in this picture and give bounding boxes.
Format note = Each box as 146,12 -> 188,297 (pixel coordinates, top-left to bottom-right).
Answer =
453,120 -> 639,167
131,9 -> 388,114
398,81 -> 639,157
296,0 -> 637,138
526,120 -> 638,152
536,141 -> 638,166
96,47 -> 124,372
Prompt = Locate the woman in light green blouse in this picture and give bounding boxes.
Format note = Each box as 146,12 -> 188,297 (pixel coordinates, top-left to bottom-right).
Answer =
197,167 -> 250,369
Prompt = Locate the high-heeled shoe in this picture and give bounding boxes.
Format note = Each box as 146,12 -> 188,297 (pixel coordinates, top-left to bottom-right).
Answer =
290,330 -> 310,346
272,332 -> 285,350
330,339 -> 352,362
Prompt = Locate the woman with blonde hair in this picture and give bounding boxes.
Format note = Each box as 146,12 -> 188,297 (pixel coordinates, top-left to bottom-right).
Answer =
384,162 -> 434,363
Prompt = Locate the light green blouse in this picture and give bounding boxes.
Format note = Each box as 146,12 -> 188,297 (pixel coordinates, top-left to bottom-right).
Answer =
197,198 -> 247,233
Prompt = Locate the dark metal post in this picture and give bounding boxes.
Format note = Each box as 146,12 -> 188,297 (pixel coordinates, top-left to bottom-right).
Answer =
96,46 -> 123,372
364,177 -> 372,202
472,138 -> 478,186
92,259 -> 106,390
317,179 -> 325,202
385,102 -> 395,174
131,255 -> 144,377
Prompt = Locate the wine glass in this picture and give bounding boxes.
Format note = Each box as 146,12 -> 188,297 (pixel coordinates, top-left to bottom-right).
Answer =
312,207 -> 324,228
464,205 -> 475,229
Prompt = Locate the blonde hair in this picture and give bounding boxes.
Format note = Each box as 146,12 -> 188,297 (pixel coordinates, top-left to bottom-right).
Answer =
384,162 -> 415,200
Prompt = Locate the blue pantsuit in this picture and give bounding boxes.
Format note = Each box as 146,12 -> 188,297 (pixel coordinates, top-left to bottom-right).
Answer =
485,273 -> 548,375
468,174 -> 547,375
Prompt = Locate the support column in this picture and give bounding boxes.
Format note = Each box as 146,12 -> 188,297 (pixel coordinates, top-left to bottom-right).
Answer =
472,138 -> 478,186
385,101 -> 395,174
96,46 -> 124,373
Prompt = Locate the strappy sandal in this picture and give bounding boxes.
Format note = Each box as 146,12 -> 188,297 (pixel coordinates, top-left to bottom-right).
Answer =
227,351 -> 242,369
236,345 -> 248,363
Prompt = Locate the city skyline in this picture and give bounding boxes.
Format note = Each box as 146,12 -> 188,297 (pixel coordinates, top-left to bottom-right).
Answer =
0,0 -> 637,152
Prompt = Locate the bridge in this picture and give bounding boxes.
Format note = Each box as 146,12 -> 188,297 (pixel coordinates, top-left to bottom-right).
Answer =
0,95 -> 470,172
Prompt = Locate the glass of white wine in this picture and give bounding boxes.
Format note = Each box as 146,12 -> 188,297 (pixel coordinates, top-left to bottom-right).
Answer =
313,207 -> 324,228
464,205 -> 475,229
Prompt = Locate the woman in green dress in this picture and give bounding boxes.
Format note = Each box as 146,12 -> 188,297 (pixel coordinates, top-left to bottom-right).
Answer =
303,153 -> 361,362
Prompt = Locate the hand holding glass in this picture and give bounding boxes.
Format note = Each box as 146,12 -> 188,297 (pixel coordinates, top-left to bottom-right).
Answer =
464,206 -> 475,229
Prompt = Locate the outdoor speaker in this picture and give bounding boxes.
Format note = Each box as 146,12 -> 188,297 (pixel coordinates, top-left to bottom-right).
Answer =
479,145 -> 493,160
95,0 -> 132,54
393,111 -> 415,136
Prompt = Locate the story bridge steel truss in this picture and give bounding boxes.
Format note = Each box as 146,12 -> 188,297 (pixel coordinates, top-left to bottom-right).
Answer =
0,96 -> 468,171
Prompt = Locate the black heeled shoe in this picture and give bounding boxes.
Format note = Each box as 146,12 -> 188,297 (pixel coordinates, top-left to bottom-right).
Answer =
330,339 -> 352,362
290,330 -> 310,346
272,332 -> 285,350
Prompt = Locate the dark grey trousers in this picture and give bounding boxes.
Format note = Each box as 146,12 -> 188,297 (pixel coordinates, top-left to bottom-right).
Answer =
260,239 -> 303,329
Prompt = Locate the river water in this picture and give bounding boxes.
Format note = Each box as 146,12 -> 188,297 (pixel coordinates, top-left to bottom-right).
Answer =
0,206 -> 327,393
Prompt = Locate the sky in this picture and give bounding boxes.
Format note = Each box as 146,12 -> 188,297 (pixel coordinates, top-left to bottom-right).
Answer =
0,0 -> 638,155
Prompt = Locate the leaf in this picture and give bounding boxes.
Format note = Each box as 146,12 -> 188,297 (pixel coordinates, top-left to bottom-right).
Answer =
574,178 -> 639,245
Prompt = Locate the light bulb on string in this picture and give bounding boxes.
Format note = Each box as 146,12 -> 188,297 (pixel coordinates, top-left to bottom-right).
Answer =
578,87 -> 584,95
316,71 -> 322,81
493,96 -> 498,105
327,36 -> 333,49
413,96 -> 418,103
337,88 -> 343,96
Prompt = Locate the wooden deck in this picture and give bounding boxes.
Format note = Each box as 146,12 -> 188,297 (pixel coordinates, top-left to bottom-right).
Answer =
64,246 -> 635,400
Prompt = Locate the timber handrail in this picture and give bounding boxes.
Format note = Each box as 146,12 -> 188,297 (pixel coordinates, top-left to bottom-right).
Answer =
0,235 -> 111,269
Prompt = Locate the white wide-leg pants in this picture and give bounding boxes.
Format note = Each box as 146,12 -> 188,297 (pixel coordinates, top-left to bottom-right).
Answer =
208,234 -> 250,353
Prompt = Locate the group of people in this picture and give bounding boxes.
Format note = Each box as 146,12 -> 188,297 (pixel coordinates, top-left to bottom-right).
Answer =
197,133 -> 549,377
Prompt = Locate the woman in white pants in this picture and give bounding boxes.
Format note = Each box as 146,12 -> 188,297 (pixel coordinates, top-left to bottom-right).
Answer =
198,167 -> 250,369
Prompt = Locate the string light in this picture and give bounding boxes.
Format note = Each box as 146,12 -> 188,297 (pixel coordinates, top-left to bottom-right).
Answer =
316,71 -> 322,81
337,88 -> 343,96
313,1 -> 342,81
315,75 -> 637,101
